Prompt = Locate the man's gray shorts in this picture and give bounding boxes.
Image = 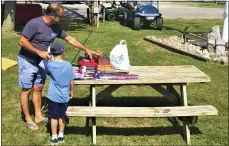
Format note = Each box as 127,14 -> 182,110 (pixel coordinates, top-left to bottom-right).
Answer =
17,56 -> 47,89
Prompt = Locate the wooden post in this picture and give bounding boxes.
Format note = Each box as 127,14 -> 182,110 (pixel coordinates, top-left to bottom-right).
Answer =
103,6 -> 105,23
91,1 -> 99,28
92,85 -> 96,145
86,85 -> 93,134
95,1 -> 99,28
180,84 -> 191,145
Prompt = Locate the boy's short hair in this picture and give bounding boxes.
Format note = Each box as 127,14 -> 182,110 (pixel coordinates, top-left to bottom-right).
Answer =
50,42 -> 65,55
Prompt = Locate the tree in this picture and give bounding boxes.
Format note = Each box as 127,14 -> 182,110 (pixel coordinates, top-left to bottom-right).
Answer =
2,1 -> 16,32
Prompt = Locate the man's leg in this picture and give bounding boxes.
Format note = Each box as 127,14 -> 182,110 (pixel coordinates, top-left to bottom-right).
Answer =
33,63 -> 47,123
20,88 -> 33,124
33,85 -> 46,123
18,56 -> 36,125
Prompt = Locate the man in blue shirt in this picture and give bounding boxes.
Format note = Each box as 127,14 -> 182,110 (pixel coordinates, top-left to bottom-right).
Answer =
46,42 -> 74,145
18,3 -> 101,130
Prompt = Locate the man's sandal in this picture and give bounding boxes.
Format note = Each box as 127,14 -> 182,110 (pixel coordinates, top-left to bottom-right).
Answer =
25,122 -> 39,130
36,117 -> 48,125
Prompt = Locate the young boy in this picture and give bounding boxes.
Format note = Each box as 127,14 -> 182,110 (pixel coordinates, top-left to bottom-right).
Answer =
46,42 -> 74,145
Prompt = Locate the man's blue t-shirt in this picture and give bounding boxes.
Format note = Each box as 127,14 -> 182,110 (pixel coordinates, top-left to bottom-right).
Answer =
46,61 -> 75,103
19,17 -> 67,65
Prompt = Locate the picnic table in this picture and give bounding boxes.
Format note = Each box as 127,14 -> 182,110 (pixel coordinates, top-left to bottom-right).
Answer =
66,65 -> 218,145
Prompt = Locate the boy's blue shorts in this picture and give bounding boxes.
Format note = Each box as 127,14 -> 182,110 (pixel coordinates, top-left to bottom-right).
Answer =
48,99 -> 68,119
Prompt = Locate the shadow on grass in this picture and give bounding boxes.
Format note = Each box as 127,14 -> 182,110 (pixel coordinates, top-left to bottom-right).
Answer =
20,96 -> 49,122
163,25 -> 210,37
163,25 -> 183,33
64,125 -> 201,136
68,95 -> 176,107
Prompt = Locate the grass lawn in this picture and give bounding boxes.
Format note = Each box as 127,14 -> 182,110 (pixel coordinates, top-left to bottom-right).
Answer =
1,19 -> 228,145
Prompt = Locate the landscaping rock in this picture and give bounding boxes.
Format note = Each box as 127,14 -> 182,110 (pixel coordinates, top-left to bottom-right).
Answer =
145,35 -> 228,65
216,38 -> 226,54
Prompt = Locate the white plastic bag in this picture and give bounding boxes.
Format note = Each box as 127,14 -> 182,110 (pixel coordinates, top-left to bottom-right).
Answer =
109,40 -> 130,71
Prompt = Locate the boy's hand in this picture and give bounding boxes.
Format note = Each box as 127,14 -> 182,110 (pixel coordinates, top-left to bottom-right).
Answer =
69,92 -> 74,99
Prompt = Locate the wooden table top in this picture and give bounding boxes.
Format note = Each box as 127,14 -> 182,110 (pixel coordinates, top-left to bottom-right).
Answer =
73,65 -> 211,85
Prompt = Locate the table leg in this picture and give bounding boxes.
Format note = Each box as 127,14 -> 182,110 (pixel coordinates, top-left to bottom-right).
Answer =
167,84 -> 182,105
180,84 -> 191,145
86,86 -> 93,128
91,85 -> 97,145
102,7 -> 105,23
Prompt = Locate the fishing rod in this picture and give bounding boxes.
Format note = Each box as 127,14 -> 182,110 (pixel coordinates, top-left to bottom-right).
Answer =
71,25 -> 96,64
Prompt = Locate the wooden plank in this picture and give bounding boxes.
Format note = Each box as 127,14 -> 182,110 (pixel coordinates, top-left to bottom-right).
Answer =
91,85 -> 96,144
66,106 -> 218,117
92,85 -> 96,107
180,85 -> 191,145
73,66 -> 211,85
102,6 -> 105,23
92,117 -> 96,145
180,85 -> 188,106
86,85 -> 93,127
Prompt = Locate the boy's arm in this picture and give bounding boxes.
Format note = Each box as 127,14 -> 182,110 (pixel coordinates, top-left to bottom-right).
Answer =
69,63 -> 75,98
69,80 -> 74,98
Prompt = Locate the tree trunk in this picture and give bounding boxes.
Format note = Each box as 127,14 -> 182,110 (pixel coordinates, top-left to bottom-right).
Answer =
2,1 -> 16,32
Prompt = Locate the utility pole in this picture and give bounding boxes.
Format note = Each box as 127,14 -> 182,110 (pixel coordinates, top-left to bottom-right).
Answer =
222,1 -> 228,42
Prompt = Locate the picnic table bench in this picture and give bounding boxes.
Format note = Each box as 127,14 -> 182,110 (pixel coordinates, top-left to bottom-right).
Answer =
66,65 -> 218,145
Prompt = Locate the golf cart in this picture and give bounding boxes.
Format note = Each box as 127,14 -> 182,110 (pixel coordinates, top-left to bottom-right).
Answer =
119,1 -> 163,30
100,1 -> 121,21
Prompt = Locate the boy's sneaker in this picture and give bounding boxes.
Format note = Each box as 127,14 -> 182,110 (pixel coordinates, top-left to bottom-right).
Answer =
58,137 -> 65,143
50,138 -> 58,145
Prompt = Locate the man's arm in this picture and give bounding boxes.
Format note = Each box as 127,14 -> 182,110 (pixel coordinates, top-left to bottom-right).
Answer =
19,35 -> 50,59
64,35 -> 102,59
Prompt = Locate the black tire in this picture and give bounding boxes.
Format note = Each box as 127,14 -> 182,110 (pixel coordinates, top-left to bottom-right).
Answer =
106,12 -> 117,21
156,17 -> 163,30
133,17 -> 141,30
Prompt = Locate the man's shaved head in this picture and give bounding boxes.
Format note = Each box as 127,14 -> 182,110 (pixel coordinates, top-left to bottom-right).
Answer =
46,3 -> 64,16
